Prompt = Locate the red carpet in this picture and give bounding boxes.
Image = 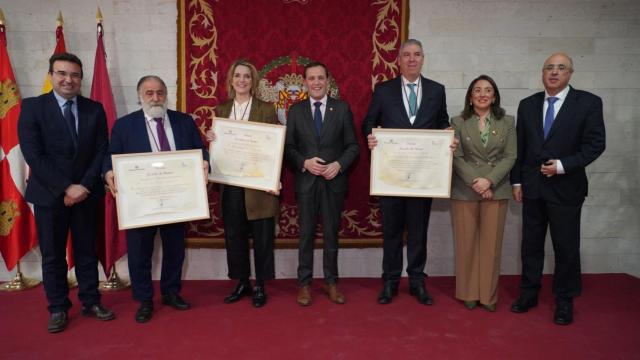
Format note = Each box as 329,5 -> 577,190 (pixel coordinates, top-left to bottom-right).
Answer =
1,274 -> 639,359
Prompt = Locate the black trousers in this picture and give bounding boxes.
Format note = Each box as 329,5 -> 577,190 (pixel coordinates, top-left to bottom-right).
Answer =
520,197 -> 582,299
296,181 -> 345,286
379,196 -> 433,287
35,197 -> 101,313
222,185 -> 275,281
126,222 -> 185,302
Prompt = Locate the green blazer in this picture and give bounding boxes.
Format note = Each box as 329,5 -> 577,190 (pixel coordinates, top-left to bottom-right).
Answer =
450,113 -> 517,201
216,98 -> 280,220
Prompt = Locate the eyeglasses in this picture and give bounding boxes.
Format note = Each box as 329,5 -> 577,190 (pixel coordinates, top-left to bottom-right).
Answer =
52,70 -> 82,80
543,64 -> 571,72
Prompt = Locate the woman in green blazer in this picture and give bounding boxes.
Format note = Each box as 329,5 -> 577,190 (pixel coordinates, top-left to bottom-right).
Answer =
450,75 -> 516,311
206,59 -> 280,307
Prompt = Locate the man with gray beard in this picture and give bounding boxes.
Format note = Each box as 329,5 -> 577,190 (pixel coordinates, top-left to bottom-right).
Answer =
103,75 -> 208,323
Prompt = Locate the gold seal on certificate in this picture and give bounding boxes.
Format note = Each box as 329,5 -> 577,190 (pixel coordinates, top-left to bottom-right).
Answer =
370,128 -> 454,198
112,149 -> 210,229
208,117 -> 285,192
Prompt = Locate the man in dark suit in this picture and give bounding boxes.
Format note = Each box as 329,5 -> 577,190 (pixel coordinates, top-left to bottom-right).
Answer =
510,53 -> 606,325
285,62 -> 359,306
103,75 -> 208,323
18,52 -> 115,333
362,39 -> 450,305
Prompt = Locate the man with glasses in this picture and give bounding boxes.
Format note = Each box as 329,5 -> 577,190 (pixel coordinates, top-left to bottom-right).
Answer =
510,53 -> 606,325
18,52 -> 114,333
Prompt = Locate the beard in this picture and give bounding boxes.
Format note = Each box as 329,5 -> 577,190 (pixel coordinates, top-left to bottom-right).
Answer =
141,99 -> 168,119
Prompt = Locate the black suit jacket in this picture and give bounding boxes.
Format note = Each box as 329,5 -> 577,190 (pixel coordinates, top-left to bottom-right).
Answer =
18,92 -> 108,206
510,86 -> 606,205
102,109 -> 208,173
361,75 -> 449,136
284,97 -> 360,194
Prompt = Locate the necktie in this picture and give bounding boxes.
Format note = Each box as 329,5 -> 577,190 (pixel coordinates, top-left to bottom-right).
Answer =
154,118 -> 171,151
407,83 -> 417,117
63,100 -> 77,145
313,101 -> 323,137
544,96 -> 559,138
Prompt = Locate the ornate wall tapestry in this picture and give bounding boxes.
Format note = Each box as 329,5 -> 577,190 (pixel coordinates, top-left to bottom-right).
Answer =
178,0 -> 408,247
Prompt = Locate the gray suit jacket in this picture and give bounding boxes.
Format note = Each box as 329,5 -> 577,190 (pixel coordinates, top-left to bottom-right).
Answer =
451,114 -> 517,200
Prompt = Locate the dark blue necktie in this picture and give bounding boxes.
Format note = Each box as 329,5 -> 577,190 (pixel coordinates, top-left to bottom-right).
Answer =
313,101 -> 323,137
63,100 -> 77,145
544,97 -> 558,138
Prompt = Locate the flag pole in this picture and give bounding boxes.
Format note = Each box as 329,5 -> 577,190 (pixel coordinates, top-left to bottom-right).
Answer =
1,261 -> 40,291
100,264 -> 130,291
92,7 -> 129,292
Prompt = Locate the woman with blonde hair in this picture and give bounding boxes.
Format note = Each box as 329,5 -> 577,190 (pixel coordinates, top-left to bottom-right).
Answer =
207,59 -> 279,307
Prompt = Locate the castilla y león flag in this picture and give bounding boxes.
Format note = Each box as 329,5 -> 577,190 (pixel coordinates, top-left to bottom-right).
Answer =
0,16 -> 38,271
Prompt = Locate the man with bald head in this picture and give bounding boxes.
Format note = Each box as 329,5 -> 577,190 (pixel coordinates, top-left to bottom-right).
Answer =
103,75 -> 208,323
510,53 -> 606,325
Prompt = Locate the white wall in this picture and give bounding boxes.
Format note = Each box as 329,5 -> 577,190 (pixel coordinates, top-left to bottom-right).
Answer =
1,0 -> 638,282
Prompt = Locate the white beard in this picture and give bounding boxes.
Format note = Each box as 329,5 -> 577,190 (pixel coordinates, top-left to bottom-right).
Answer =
142,101 -> 167,119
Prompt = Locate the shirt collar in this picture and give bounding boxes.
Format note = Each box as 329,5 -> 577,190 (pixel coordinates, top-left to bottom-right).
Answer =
310,95 -> 327,107
144,111 -> 167,123
545,85 -> 570,101
52,90 -> 77,107
471,111 -> 494,123
401,75 -> 421,86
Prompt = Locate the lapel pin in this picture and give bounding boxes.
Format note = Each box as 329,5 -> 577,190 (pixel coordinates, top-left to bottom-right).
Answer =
329,107 -> 333,111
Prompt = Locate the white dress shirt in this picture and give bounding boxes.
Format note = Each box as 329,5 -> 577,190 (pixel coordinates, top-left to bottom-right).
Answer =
144,112 -> 177,152
401,76 -> 422,124
543,85 -> 571,174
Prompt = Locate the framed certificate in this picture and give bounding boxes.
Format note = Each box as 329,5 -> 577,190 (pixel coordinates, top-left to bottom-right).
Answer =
208,117 -> 286,192
370,128 -> 454,198
112,149 -> 210,230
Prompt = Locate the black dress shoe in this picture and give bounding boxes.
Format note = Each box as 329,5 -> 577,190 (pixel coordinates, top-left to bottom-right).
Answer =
378,284 -> 398,304
409,286 -> 434,305
82,303 -> 115,321
554,300 -> 574,325
510,296 -> 538,313
252,286 -> 267,308
161,293 -> 191,310
135,300 -> 154,323
224,281 -> 252,304
47,311 -> 68,333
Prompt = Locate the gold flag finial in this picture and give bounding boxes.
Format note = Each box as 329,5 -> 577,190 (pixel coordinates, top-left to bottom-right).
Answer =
0,9 -> 6,25
56,11 -> 64,26
96,7 -> 103,23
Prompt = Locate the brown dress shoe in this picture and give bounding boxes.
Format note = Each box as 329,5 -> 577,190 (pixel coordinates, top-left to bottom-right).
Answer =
297,285 -> 312,306
324,284 -> 345,304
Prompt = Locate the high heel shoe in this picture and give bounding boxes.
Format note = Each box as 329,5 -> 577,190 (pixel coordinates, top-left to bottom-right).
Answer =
482,303 -> 497,312
463,300 -> 478,310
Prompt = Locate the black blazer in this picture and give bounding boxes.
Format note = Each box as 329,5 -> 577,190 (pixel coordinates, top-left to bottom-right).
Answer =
284,97 -> 360,194
361,75 -> 449,136
18,92 -> 108,206
510,86 -> 606,205
102,109 -> 208,174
